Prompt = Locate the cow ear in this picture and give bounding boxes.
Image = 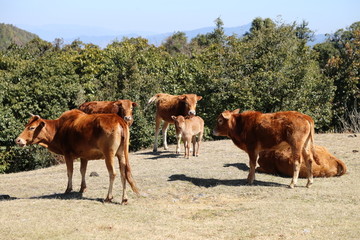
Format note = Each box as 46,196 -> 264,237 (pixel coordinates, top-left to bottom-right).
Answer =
39,120 -> 46,128
232,109 -> 240,114
197,96 -> 202,101
132,102 -> 138,107
221,111 -> 232,120
178,95 -> 186,101
171,116 -> 177,121
115,101 -> 123,107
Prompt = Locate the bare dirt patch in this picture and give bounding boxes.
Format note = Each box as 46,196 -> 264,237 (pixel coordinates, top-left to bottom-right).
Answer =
0,134 -> 359,239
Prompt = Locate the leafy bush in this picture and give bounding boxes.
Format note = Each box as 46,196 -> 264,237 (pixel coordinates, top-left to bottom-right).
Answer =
1,18 -> 356,172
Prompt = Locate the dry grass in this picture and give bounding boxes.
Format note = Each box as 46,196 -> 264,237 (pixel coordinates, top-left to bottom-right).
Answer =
1,133 -> 359,240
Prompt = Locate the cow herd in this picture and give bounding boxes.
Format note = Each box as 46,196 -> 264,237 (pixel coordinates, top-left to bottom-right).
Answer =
15,93 -> 347,204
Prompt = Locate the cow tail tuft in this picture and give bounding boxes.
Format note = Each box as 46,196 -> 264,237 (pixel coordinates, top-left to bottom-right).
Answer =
123,123 -> 140,195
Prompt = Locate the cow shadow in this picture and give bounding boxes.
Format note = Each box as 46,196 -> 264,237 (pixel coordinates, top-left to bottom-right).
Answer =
168,174 -> 286,188
223,163 -> 250,172
30,192 -> 122,205
135,150 -> 181,160
0,194 -> 17,201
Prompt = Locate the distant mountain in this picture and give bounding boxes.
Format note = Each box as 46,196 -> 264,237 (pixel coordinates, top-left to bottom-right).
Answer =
308,34 -> 328,46
147,23 -> 252,46
0,23 -> 38,50
5,23 -> 327,49
17,23 -> 253,48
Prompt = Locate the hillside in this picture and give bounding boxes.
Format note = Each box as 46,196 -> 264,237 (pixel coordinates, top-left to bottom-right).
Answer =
0,23 -> 38,50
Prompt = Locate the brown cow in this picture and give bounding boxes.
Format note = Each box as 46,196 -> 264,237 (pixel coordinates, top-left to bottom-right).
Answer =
78,99 -> 138,126
213,109 -> 320,188
257,142 -> 347,177
15,109 -> 139,204
171,115 -> 204,158
148,93 -> 202,152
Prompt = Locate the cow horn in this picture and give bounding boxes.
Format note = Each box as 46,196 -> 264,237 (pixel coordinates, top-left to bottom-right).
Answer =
29,113 -> 41,119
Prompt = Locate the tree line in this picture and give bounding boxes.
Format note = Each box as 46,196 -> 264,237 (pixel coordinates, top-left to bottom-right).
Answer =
0,17 -> 359,173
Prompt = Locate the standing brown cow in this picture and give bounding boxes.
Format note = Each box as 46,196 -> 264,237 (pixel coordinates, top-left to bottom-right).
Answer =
15,109 -> 139,204
148,93 -> 202,152
171,115 -> 204,158
213,109 -> 320,188
78,99 -> 138,126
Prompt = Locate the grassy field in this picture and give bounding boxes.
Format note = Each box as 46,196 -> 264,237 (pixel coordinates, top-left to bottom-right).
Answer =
0,133 -> 359,240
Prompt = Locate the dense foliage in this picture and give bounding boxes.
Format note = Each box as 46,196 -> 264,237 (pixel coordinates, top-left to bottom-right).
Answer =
0,18 -> 359,173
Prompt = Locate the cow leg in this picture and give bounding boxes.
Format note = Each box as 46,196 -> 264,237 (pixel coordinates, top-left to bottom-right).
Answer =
247,151 -> 258,185
153,116 -> 162,152
183,139 -> 187,158
290,147 -> 302,189
162,121 -> 170,150
79,158 -> 88,193
175,132 -> 182,154
196,131 -> 203,157
303,147 -> 314,188
104,153 -> 116,202
64,155 -> 74,194
117,146 -> 128,205
192,136 -> 196,156
186,137 -> 191,159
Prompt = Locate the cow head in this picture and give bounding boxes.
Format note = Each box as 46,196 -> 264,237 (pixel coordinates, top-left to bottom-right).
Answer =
171,115 -> 186,131
114,100 -> 138,126
213,109 -> 240,136
15,115 -> 46,147
178,94 -> 202,116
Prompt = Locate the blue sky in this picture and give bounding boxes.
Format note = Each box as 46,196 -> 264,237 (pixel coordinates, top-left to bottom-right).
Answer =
1,0 -> 359,34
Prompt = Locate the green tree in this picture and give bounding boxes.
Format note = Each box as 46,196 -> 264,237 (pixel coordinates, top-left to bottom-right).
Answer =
314,22 -> 360,130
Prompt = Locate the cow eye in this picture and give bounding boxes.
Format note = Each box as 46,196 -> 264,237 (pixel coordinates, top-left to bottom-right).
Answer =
218,119 -> 223,124
29,126 -> 36,131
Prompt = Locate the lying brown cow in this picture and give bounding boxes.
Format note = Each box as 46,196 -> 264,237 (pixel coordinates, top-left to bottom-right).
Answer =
213,109 -> 320,188
15,109 -> 139,204
78,99 -> 138,126
257,142 -> 347,177
148,93 -> 202,152
171,115 -> 204,158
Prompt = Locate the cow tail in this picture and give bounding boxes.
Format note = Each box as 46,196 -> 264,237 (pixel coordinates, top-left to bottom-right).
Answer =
147,94 -> 159,105
123,124 -> 140,195
336,159 -> 347,176
309,120 -> 321,165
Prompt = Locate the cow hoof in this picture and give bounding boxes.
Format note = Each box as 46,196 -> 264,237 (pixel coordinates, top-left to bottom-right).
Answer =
104,197 -> 113,203
153,149 -> 158,152
306,183 -> 313,188
79,187 -> 87,193
288,184 -> 295,189
64,188 -> 72,194
121,199 -> 128,205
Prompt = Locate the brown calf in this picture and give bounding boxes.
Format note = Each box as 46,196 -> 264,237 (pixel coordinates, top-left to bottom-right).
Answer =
213,109 -> 320,188
171,115 -> 204,158
148,93 -> 202,152
15,110 -> 139,204
78,99 -> 138,126
257,143 -> 347,177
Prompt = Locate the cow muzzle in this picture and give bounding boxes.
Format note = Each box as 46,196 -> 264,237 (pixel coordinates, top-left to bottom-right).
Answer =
212,129 -> 219,136
124,116 -> 133,122
15,137 -> 27,147
189,110 -> 196,116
